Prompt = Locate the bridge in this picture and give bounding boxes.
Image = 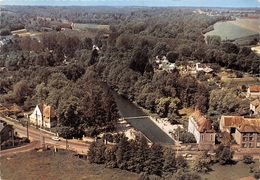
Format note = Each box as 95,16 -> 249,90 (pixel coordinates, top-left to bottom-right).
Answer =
119,115 -> 174,144
122,116 -> 150,120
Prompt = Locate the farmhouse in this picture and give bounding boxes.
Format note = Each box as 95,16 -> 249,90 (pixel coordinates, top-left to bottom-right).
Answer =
0,120 -> 14,144
220,116 -> 260,148
188,108 -> 216,149
29,104 -> 57,128
195,63 -> 207,71
250,99 -> 260,116
247,85 -> 260,97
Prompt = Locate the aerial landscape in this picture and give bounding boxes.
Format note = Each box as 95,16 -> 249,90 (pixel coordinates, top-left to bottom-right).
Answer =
0,0 -> 260,179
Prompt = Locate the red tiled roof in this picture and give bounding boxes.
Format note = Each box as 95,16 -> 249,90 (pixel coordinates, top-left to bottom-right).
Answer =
38,104 -> 56,118
197,63 -> 207,68
249,86 -> 260,92
190,110 -> 215,133
222,116 -> 244,127
222,116 -> 260,133
238,124 -> 258,133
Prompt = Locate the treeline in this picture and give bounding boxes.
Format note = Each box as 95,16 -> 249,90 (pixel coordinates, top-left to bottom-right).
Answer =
88,134 -> 236,179
88,135 -> 202,180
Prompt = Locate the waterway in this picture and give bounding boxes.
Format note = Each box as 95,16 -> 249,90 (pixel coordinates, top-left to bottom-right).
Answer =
105,84 -> 174,144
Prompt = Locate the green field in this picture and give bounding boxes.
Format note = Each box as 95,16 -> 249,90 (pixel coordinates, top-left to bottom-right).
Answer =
201,161 -> 259,180
1,149 -> 259,180
0,149 -> 139,180
205,19 -> 260,40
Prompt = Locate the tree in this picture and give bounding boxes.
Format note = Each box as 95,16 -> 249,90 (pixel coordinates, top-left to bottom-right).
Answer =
144,143 -> 164,176
134,136 -> 150,173
178,44 -> 194,57
215,145 -> 234,165
166,51 -> 179,63
88,49 -> 99,66
163,148 -> 177,176
81,37 -> 93,50
57,95 -> 82,129
243,154 -> 254,164
175,156 -> 188,169
0,27 -> 11,36
104,146 -> 117,168
192,151 -> 211,173
153,42 -> 170,57
102,90 -> 120,131
13,80 -> 31,105
179,131 -> 196,143
87,141 -> 106,164
62,63 -> 86,81
130,47 -> 149,75
206,35 -> 221,47
115,134 -> 131,170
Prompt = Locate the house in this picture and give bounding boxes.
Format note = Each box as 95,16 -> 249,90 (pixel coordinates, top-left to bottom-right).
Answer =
0,120 -> 14,144
247,85 -> 260,97
29,104 -> 57,128
188,109 -> 216,148
250,99 -> 260,116
195,63 -> 207,71
220,116 -> 260,148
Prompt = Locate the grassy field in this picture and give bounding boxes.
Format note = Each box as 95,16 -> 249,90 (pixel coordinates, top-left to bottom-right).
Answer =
201,161 -> 259,180
0,149 -> 139,180
205,18 -> 260,40
1,148 -> 258,180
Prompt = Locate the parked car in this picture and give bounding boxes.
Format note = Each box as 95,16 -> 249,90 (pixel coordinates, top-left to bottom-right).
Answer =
51,137 -> 60,141
182,153 -> 192,158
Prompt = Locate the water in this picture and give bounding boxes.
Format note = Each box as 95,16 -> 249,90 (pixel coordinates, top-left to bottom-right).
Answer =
104,84 -> 174,144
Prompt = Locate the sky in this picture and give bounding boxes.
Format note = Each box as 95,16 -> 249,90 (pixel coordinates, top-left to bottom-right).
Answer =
0,0 -> 260,7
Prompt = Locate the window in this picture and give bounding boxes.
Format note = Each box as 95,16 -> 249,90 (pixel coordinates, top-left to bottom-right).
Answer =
243,137 -> 248,142
257,143 -> 260,148
242,143 -> 247,148
249,143 -> 253,148
249,137 -> 254,141
201,135 -> 204,141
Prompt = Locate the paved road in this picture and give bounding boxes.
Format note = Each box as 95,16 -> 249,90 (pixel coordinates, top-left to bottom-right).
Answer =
2,116 -> 260,161
0,117 -> 92,156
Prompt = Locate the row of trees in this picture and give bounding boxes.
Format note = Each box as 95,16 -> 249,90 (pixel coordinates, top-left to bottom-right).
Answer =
88,135 -> 195,179
88,134 -> 236,179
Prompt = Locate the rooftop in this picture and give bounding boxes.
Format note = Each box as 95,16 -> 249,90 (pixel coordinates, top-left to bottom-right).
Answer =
249,85 -> 260,92
190,109 -> 215,133
221,116 -> 260,133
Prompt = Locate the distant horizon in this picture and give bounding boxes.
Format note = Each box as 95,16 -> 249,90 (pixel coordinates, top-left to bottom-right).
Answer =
1,0 -> 260,8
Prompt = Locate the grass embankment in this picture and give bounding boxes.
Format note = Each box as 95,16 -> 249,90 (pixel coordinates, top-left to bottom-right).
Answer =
0,149 -> 139,180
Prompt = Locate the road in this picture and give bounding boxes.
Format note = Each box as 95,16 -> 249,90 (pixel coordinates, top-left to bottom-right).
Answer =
0,117 -> 92,156
2,116 -> 260,161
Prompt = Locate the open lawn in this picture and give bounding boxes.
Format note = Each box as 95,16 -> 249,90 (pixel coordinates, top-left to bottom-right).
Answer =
201,161 -> 259,180
0,149 -> 139,180
1,149 -> 259,180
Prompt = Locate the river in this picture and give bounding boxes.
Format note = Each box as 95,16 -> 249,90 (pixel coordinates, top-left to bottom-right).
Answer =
105,84 -> 174,144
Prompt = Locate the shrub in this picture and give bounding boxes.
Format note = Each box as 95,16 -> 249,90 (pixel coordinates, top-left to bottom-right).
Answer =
243,154 -> 254,164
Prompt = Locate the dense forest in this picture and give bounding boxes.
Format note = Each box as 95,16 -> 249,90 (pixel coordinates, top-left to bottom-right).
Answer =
0,6 -> 259,137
